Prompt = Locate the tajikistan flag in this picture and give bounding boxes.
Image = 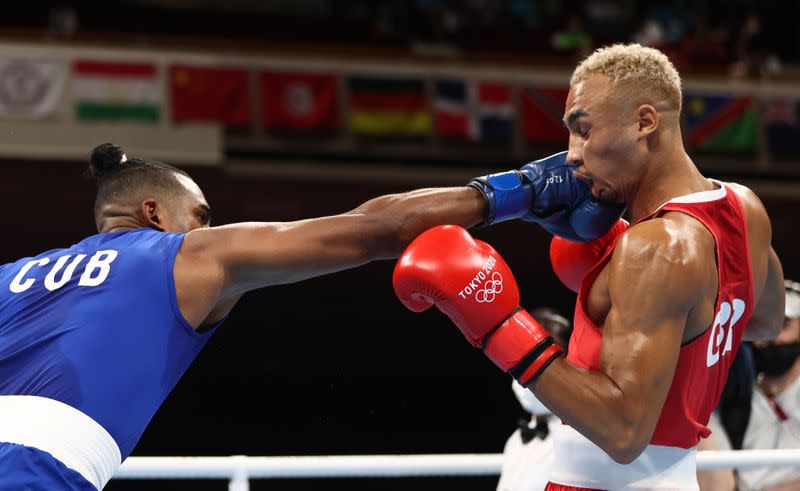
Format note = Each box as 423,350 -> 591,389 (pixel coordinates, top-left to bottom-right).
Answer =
73,60 -> 161,122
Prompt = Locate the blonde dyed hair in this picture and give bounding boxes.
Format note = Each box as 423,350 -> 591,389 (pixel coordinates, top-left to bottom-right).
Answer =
570,43 -> 682,112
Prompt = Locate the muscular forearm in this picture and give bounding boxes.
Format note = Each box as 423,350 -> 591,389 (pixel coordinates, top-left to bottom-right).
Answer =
349,187 -> 485,259
532,358 -> 655,463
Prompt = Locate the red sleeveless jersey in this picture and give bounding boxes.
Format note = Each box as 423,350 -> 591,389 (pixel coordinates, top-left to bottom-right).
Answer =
567,181 -> 755,448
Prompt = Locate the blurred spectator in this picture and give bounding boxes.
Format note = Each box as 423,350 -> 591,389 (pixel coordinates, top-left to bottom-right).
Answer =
497,307 -> 571,491
730,12 -> 781,79
738,280 -> 800,491
696,340 -> 757,490
633,19 -> 666,48
633,3 -> 689,49
508,0 -> 541,28
583,0 -> 631,39
550,16 -> 592,58
676,14 -> 730,71
46,6 -> 79,40
716,342 -> 757,451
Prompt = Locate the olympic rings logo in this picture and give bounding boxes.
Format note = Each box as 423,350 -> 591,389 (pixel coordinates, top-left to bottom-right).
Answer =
475,272 -> 503,303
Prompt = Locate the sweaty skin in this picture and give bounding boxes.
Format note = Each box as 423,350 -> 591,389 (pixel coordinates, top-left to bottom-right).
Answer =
529,74 -> 785,464
98,178 -> 486,331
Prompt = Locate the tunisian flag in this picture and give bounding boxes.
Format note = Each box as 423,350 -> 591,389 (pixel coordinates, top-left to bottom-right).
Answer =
261,71 -> 338,130
170,65 -> 251,126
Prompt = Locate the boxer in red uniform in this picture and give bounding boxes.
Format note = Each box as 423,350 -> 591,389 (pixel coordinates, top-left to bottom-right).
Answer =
393,44 -> 786,490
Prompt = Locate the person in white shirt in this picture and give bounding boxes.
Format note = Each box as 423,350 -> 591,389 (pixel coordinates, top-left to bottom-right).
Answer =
497,308 -> 571,491
738,280 -> 800,491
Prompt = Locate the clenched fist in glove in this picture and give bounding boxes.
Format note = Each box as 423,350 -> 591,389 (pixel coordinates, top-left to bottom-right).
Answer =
467,151 -> 624,242
392,225 -> 562,386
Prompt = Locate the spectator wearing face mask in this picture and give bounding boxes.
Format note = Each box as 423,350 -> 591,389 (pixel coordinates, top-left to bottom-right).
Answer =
497,308 -> 571,491
738,280 -> 800,491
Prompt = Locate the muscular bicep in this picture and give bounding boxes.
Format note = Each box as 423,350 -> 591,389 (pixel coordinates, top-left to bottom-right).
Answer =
598,219 -> 706,444
187,213 -> 387,294
745,247 -> 785,341
172,215 -> 384,329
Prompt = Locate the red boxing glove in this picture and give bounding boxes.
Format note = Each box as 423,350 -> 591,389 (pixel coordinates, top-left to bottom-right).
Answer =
550,219 -> 628,293
393,225 -> 561,386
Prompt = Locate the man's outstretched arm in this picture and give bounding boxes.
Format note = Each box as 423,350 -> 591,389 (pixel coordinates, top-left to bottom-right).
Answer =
174,187 -> 484,328
188,187 -> 485,292
174,152 -> 623,328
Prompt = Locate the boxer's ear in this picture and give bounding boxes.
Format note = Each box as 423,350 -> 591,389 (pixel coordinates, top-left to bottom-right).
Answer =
141,198 -> 166,232
636,104 -> 659,136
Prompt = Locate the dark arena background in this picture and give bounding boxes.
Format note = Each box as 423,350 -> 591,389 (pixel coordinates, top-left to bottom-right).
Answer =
1,1 -> 800,490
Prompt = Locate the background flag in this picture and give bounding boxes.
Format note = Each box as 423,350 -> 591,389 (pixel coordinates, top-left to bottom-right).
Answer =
762,97 -> 800,158
521,85 -> 569,145
73,60 -> 160,122
434,79 -> 513,142
261,71 -> 338,131
170,65 -> 250,126
0,58 -> 65,119
348,76 -> 430,136
683,93 -> 756,152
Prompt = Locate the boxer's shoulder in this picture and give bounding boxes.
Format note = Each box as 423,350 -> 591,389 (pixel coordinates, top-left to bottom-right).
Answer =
726,183 -> 772,243
606,216 -> 713,304
725,183 -> 770,228
612,215 -> 712,266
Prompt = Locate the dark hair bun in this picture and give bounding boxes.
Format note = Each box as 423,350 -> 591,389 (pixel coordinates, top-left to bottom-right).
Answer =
88,143 -> 126,178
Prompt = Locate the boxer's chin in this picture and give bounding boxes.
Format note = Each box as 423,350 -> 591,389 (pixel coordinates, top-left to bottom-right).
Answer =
595,188 -> 620,204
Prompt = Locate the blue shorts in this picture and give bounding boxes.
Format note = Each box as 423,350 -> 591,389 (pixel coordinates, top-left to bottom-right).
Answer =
0,442 -> 96,490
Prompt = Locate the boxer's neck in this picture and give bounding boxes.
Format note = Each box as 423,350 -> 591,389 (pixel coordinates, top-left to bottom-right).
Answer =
626,141 -> 714,223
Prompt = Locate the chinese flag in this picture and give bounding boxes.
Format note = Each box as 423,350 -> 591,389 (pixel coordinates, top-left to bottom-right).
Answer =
170,65 -> 251,126
261,71 -> 339,130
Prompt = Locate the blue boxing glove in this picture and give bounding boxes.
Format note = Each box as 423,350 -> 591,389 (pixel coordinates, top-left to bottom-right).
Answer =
467,151 -> 625,242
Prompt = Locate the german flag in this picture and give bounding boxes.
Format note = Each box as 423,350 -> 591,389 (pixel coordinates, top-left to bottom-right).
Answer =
348,76 -> 431,136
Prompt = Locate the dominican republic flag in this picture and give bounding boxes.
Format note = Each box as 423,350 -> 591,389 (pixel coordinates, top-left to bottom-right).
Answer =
434,80 -> 513,142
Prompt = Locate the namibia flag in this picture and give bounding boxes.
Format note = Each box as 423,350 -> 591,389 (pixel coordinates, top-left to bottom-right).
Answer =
683,93 -> 756,152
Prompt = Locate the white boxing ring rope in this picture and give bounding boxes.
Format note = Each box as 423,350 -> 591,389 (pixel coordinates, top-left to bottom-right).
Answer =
114,451 -> 800,490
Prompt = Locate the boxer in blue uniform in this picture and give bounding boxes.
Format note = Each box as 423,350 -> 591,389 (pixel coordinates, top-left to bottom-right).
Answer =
0,143 -> 622,489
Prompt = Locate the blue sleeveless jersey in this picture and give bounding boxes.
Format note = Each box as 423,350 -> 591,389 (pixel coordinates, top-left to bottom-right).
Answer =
0,229 -> 218,459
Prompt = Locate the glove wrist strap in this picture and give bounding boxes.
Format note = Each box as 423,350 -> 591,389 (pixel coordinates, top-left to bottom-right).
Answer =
467,170 -> 533,227
482,309 -> 562,387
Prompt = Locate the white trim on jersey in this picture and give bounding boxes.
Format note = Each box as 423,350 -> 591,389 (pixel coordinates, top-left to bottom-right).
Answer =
550,425 -> 699,490
0,395 -> 121,489
654,178 -> 728,213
